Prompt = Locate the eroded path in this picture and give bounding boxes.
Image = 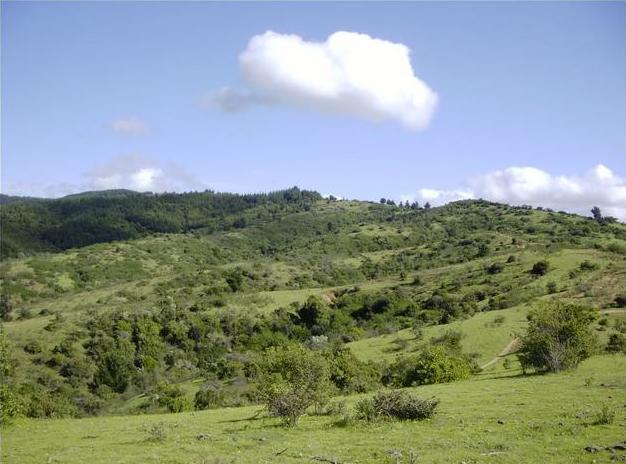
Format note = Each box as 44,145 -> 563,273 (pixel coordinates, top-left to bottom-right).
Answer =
480,337 -> 521,370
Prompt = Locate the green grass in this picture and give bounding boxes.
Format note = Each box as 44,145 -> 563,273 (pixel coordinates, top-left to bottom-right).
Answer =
3,354 -> 624,463
348,306 -> 530,365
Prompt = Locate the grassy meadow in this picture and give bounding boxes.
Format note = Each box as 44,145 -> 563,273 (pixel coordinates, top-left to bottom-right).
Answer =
3,355 -> 624,463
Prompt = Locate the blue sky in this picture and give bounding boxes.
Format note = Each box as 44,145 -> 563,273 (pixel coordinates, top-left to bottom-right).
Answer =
1,2 -> 625,217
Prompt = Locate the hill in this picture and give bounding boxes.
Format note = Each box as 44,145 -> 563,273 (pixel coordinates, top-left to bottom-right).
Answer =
0,187 -> 321,259
1,193 -> 625,462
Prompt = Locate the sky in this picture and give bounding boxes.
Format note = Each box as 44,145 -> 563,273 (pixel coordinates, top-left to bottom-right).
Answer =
1,1 -> 625,219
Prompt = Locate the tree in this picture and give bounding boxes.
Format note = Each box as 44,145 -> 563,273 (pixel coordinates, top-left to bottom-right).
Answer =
519,302 -> 598,373
257,345 -> 331,426
424,202 -> 431,209
591,206 -> 603,222
380,198 -> 386,204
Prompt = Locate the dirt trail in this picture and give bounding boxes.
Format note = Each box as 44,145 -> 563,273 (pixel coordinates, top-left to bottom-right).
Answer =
480,337 -> 521,370
599,309 -> 626,315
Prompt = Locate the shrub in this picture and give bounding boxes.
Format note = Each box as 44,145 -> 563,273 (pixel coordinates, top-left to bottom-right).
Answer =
388,346 -> 472,387
0,385 -> 26,424
194,384 -> 226,410
606,333 -> 626,354
579,260 -> 598,271
355,390 -> 439,421
519,302 -> 598,372
153,382 -> 193,413
530,260 -> 550,276
592,404 -> 616,425
144,422 -> 170,441
486,262 -> 504,275
257,345 -> 331,427
546,281 -> 557,294
613,294 -> 626,308
325,347 -> 381,394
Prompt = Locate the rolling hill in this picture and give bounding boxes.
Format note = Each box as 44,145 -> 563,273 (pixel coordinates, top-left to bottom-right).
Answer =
1,190 -> 625,462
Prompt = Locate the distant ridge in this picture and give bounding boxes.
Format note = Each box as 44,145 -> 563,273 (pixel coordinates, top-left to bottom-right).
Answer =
60,189 -> 142,200
0,193 -> 48,205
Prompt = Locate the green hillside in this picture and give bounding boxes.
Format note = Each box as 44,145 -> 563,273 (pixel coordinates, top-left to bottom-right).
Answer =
1,193 -> 625,462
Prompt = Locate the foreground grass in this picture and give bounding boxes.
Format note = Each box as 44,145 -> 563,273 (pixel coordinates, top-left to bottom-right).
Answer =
3,355 -> 624,464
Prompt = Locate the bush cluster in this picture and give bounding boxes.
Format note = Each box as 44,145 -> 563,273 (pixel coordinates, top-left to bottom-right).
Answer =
355,390 -> 439,421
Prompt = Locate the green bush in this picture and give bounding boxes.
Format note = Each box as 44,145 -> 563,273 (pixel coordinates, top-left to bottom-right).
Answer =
387,346 -> 472,387
519,302 -> 598,372
0,385 -> 26,424
257,345 -> 331,427
153,382 -> 193,413
530,260 -> 550,276
325,346 -> 381,393
592,404 -> 616,425
355,390 -> 439,421
194,384 -> 226,410
606,333 -> 626,353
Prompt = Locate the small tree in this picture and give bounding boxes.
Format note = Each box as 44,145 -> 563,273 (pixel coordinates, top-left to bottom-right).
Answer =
591,206 -> 603,222
257,345 -> 331,426
519,302 -> 598,373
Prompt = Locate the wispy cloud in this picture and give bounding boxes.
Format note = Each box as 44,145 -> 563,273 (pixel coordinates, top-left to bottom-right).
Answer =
401,165 -> 626,221
110,117 -> 151,136
209,30 -> 438,130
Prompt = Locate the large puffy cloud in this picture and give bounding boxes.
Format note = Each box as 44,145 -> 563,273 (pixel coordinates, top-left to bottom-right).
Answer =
212,31 -> 438,130
401,164 -> 626,221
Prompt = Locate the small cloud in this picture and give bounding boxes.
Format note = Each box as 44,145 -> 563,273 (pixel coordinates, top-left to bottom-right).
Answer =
86,154 -> 199,192
210,30 -> 438,130
110,117 -> 151,136
401,164 -> 626,221
3,155 -> 203,198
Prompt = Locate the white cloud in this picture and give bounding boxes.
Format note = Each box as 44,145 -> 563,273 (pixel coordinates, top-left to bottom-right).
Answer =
86,154 -> 198,193
110,118 -> 150,136
211,30 -> 438,130
401,164 -> 626,221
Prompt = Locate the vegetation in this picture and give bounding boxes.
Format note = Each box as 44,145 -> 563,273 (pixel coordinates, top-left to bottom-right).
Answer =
519,302 -> 598,372
1,189 -> 625,461
355,389 -> 439,421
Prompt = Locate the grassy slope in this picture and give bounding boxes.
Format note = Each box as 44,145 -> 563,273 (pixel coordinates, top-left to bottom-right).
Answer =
348,305 -> 530,366
3,355 -> 624,464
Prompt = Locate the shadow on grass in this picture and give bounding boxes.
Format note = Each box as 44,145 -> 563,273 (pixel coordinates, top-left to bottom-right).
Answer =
217,409 -> 267,424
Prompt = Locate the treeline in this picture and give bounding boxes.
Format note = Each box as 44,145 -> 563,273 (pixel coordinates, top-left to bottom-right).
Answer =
0,187 -> 321,259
